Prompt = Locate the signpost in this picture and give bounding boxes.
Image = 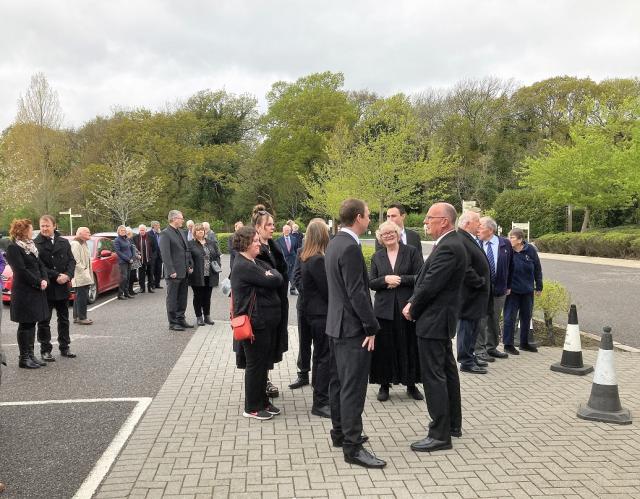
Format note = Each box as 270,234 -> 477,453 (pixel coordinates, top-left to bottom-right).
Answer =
59,208 -> 82,236
512,221 -> 531,240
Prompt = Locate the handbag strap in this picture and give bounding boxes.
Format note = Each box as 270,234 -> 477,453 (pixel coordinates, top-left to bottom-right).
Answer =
230,290 -> 256,319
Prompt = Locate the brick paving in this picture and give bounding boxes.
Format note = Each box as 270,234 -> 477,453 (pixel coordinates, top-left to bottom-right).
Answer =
96,322 -> 640,498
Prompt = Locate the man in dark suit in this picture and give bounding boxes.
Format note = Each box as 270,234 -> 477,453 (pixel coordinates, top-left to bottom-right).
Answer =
475,216 -> 513,361
34,215 -> 77,361
159,210 -> 194,331
403,202 -> 467,452
325,198 -> 386,469
149,221 -> 163,289
456,211 -> 491,374
374,203 -> 422,254
276,224 -> 301,295
133,224 -> 157,293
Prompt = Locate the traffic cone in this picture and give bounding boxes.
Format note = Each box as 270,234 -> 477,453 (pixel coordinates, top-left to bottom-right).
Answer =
577,327 -> 632,425
550,305 -> 593,375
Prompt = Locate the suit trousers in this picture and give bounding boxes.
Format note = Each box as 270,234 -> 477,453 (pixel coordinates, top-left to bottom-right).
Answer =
417,337 -> 461,441
503,292 -> 534,347
152,256 -> 163,288
37,299 -> 70,353
73,285 -> 90,320
329,335 -> 371,456
456,319 -> 482,369
309,316 -> 330,407
296,307 -> 312,374
118,262 -> 130,297
137,262 -> 152,291
475,294 -> 506,354
166,277 -> 189,325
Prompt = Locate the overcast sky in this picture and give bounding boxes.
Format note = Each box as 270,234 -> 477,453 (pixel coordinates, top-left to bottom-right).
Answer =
1,0 -> 639,130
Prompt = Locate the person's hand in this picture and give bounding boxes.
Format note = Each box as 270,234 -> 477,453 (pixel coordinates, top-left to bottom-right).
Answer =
265,270 -> 273,276
56,274 -> 68,285
188,267 -> 193,274
170,272 -> 177,279
362,335 -> 375,351
402,302 -> 412,321
535,290 -> 542,297
505,289 -> 511,295
40,280 -> 48,290
129,259 -> 133,264
384,275 -> 401,288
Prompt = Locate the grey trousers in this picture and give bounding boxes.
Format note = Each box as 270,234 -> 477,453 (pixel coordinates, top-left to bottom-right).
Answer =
475,294 -> 506,354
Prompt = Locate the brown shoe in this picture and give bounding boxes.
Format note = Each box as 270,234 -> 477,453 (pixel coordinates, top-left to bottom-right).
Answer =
77,319 -> 93,325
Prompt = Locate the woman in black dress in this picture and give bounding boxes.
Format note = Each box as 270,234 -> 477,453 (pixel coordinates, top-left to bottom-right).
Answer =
188,223 -> 221,326
230,226 -> 283,420
369,221 -> 424,401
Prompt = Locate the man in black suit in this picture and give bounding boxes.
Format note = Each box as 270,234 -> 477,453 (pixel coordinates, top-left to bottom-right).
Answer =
456,211 -> 491,374
133,224 -> 157,293
325,199 -> 386,469
149,221 -> 163,289
403,203 -> 467,452
374,203 -> 422,254
159,210 -> 194,331
276,224 -> 301,295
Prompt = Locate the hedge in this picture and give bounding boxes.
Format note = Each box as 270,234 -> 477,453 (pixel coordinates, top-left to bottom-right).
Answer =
534,229 -> 640,259
216,232 -> 283,254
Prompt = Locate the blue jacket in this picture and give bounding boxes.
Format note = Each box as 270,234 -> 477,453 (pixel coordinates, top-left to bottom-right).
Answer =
491,236 -> 514,296
510,242 -> 543,295
114,235 -> 134,264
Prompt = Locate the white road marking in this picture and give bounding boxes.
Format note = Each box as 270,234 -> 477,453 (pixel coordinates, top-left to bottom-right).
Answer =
0,397 -> 152,499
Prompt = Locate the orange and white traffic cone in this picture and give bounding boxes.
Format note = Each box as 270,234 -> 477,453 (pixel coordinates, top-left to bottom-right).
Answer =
550,304 -> 593,375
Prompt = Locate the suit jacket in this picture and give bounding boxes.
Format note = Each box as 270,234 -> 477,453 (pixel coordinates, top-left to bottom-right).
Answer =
149,230 -> 162,261
133,233 -> 157,264
369,244 -> 423,321
325,231 -> 379,338
34,231 -> 76,301
276,235 -> 300,269
409,230 -> 467,340
188,239 -> 221,287
5,243 -> 50,323
159,226 -> 193,279
458,229 -> 491,320
488,235 -> 514,296
375,227 -> 422,254
301,254 -> 329,317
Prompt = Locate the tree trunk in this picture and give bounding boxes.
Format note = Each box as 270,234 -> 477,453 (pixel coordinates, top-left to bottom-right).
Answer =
544,313 -> 555,346
580,207 -> 590,232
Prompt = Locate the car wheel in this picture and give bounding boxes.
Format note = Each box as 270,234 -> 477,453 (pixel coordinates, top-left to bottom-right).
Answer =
88,278 -> 98,304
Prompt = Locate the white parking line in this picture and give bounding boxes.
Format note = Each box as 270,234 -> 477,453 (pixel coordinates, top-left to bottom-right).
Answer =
0,397 -> 152,499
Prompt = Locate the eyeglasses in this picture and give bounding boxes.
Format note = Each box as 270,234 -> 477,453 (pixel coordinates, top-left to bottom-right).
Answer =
425,216 -> 446,221
380,231 -> 397,237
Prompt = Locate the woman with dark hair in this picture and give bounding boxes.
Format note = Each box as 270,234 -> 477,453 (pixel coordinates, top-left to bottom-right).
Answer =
369,221 -> 424,401
299,218 -> 332,418
251,204 -> 289,398
189,223 -> 221,326
230,225 -> 284,420
502,228 -> 543,354
4,219 -> 50,369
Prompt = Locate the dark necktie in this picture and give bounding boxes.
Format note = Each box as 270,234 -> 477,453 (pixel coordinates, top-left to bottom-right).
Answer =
486,241 -> 496,283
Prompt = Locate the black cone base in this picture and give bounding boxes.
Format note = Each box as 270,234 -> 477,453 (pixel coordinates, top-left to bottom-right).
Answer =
577,403 -> 632,425
550,362 -> 593,375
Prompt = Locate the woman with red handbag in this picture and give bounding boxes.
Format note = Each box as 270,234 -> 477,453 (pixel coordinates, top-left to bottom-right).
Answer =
230,226 -> 284,420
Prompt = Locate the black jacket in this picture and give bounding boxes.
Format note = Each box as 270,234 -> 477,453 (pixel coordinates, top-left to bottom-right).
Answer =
410,230 -> 467,340
369,244 -> 423,321
5,243 -> 50,323
188,239 -> 221,287
375,227 -> 422,254
133,233 -> 158,264
34,231 -> 75,301
300,254 -> 329,318
159,226 -> 193,279
458,229 -> 491,320
325,231 -> 379,338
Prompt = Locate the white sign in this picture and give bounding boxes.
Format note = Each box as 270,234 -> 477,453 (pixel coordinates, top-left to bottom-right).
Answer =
512,221 -> 531,240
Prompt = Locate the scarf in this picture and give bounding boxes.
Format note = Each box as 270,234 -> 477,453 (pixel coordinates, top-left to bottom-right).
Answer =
16,239 -> 38,258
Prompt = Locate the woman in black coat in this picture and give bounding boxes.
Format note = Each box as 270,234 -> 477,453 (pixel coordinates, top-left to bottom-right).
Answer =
4,219 -> 50,369
369,221 -> 424,401
189,223 -> 221,326
230,226 -> 284,420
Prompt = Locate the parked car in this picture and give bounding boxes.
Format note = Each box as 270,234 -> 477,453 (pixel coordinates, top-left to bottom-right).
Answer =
1,235 -> 120,304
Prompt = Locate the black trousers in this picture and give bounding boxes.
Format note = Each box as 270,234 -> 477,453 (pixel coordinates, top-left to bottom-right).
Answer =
37,299 -> 70,353
191,278 -> 213,317
329,335 -> 371,456
152,256 -> 163,288
166,277 -> 189,325
309,316 -> 330,407
417,337 -> 462,441
296,306 -> 312,375
73,285 -> 90,320
137,262 -> 152,291
17,322 -> 36,358
118,262 -> 130,297
242,327 -> 273,413
456,318 -> 482,369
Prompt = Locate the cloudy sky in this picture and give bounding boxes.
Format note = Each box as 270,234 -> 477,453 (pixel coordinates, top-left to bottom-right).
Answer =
1,0 -> 639,129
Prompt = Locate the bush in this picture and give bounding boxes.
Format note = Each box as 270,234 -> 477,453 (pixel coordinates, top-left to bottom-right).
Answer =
217,232 -> 283,254
534,280 -> 571,346
405,213 -> 425,228
534,227 -> 640,259
361,245 -> 376,271
491,189 -> 565,238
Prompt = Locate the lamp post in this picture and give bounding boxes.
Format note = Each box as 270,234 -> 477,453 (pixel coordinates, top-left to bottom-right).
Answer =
59,208 -> 82,236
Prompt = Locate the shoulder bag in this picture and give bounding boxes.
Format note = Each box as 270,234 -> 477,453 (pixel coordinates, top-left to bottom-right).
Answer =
230,290 -> 256,342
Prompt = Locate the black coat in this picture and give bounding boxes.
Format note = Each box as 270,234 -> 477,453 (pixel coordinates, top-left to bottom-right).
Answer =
188,239 -> 221,287
34,231 -> 76,301
409,230 -> 467,340
458,229 -> 491,320
375,228 -> 422,254
159,226 -> 193,279
133,233 -> 158,264
369,244 -> 423,321
300,254 -> 329,317
325,231 -> 379,338
5,243 -> 50,323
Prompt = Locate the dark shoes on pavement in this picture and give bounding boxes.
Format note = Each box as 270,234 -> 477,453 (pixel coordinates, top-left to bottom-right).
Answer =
504,345 -> 520,355
311,405 -> 331,418
243,410 -> 273,420
461,365 -> 487,374
411,436 -> 453,452
204,316 -> 215,325
450,427 -> 462,438
476,353 -> 495,363
77,319 -> 93,325
332,433 -> 369,448
42,352 -> 56,362
344,448 -> 386,469
377,384 -> 390,401
169,324 -> 185,331
179,320 -> 194,328
407,385 -> 424,400
487,348 -> 509,359
474,357 -> 489,367
196,316 -> 205,326
60,350 -> 76,358
19,356 -> 41,369
520,344 -> 538,352
289,375 -> 309,389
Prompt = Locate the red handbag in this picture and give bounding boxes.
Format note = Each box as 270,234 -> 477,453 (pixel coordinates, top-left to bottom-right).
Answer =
230,291 -> 256,342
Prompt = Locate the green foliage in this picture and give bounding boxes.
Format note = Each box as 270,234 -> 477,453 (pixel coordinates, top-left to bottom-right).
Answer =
534,280 -> 571,322
534,228 -> 640,259
491,189 -> 565,238
361,244 -> 376,271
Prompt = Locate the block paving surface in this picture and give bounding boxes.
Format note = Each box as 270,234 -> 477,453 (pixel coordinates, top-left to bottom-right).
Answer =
96,323 -> 640,498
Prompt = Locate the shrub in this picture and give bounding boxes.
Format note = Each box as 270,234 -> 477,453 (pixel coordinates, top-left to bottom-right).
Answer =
534,280 -> 571,345
217,232 -> 283,254
491,189 -> 565,238
361,244 -> 376,271
533,228 -> 640,259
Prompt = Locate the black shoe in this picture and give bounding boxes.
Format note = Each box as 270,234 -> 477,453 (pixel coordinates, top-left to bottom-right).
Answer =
204,315 -> 215,325
266,380 -> 279,398
265,403 -> 281,416
460,365 -> 487,374
197,316 -> 205,326
169,324 -> 186,331
520,344 -> 538,352
289,375 -> 309,389
117,295 -> 127,300
42,352 -> 56,362
407,385 -> 424,401
139,289 -> 146,293
474,357 -> 488,367
504,345 -> 520,355
148,288 -> 155,293
179,321 -> 194,328
332,434 -> 369,448
411,436 -> 453,452
487,349 -> 509,359
60,350 -> 77,358
311,405 -> 331,418
156,285 -> 164,289
377,384 -> 390,401
450,427 -> 463,438
30,354 -> 46,366
476,353 -> 495,363
126,294 -> 135,299
19,356 -> 41,369
344,448 -> 386,469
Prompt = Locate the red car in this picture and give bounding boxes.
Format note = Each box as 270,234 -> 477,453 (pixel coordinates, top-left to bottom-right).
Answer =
1,235 -> 120,304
